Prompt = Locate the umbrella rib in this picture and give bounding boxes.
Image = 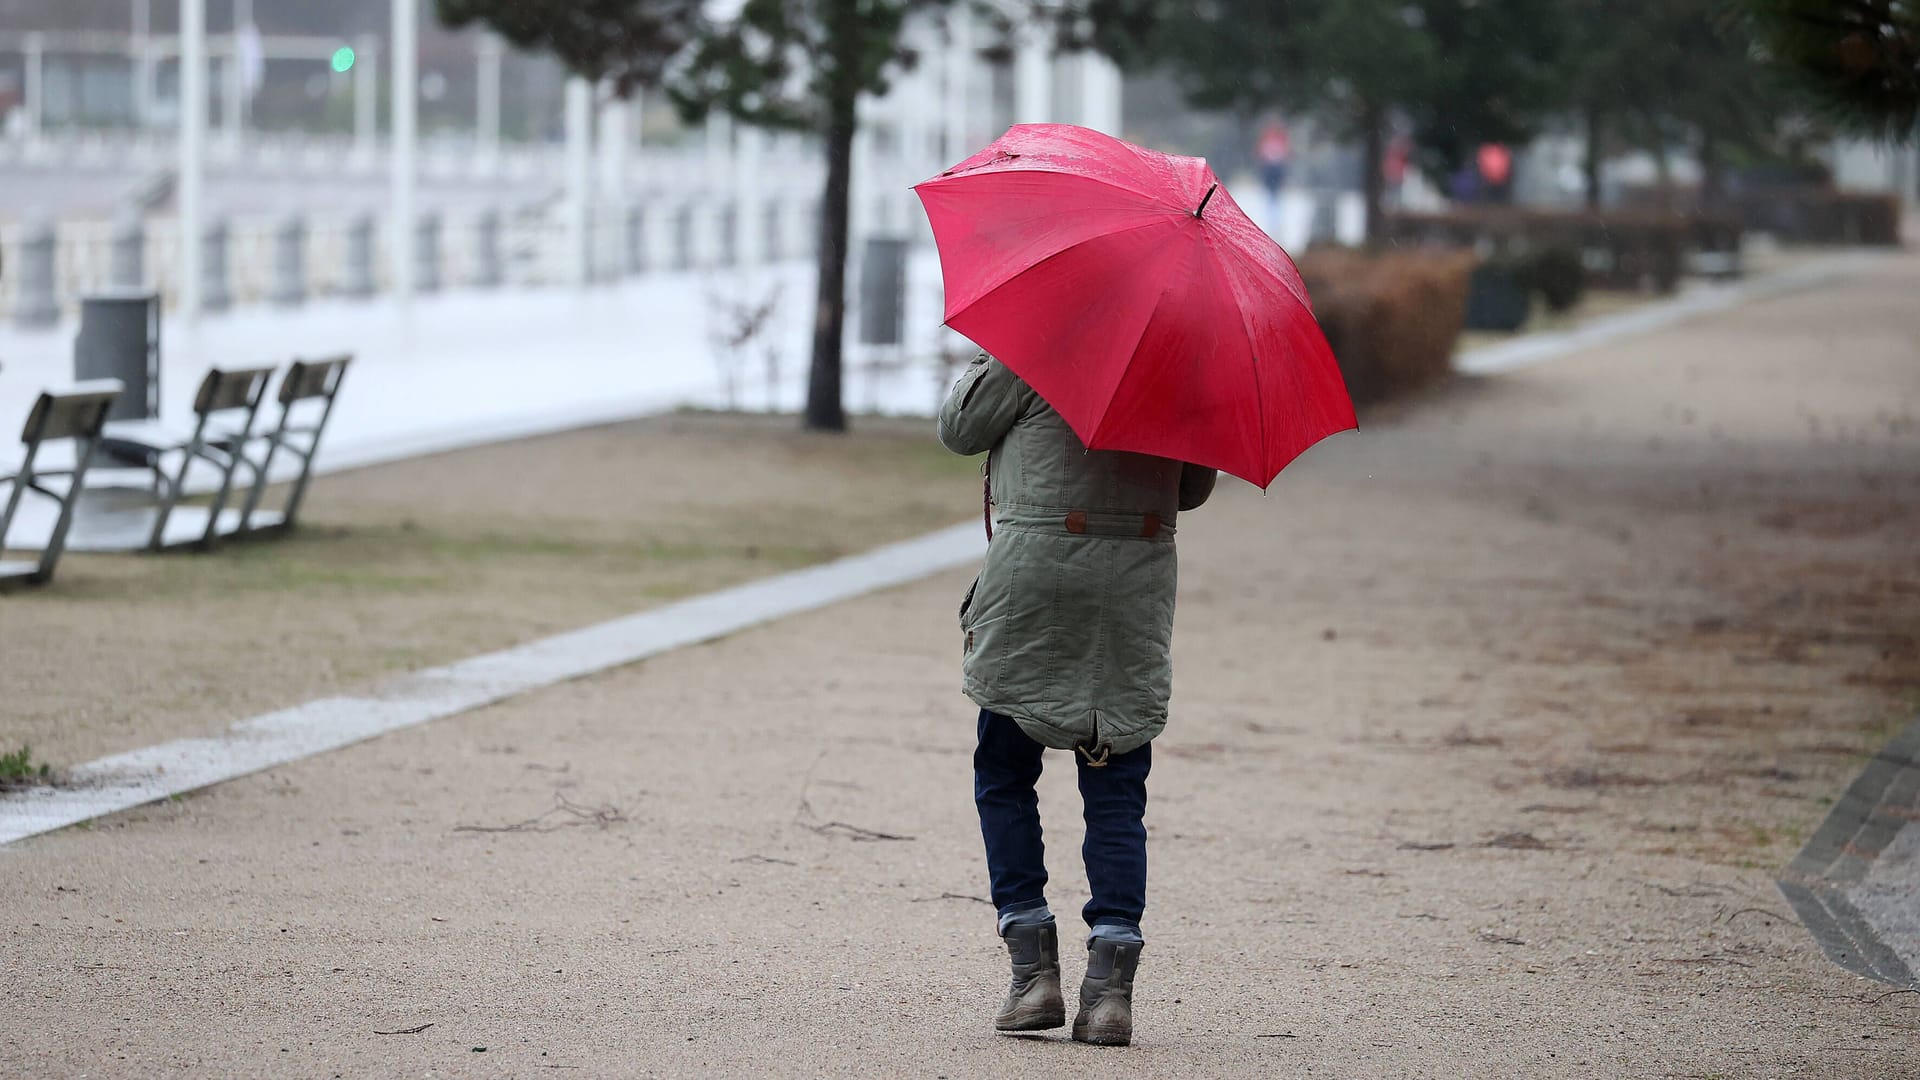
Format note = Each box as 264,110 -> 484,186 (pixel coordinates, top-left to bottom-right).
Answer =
923,164 -> 1187,212
1199,228 -> 1270,484
944,217 -> 1177,326
1082,224 -> 1213,450
1084,269 -> 1182,450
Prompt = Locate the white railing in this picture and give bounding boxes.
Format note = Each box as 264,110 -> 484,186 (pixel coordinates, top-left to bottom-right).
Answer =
0,137 -> 846,323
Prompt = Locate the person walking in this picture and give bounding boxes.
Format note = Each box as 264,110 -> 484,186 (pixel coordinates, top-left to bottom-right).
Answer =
917,124 -> 1353,1044
939,352 -> 1217,1046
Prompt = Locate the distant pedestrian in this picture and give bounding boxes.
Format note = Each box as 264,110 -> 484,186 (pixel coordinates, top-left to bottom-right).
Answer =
1384,132 -> 1412,208
939,353 -> 1217,1047
1257,119 -> 1293,234
1257,119 -> 1293,196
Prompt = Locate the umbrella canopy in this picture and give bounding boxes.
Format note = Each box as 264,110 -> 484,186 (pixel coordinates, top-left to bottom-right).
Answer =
914,124 -> 1355,488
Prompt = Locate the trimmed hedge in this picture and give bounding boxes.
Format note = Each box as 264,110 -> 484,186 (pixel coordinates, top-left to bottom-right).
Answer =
1379,208 -> 1745,294
1297,249 -> 1475,405
1729,189 -> 1902,246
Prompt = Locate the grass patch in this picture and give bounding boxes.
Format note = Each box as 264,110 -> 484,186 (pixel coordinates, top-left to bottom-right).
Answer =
0,744 -> 53,789
3,411 -> 987,767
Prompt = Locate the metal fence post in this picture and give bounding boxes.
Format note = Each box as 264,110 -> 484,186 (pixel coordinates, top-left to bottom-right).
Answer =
764,200 -> 783,264
674,204 -> 695,272
270,214 -> 307,306
342,213 -> 377,298
414,211 -> 441,294
12,219 -> 60,330
109,212 -> 147,290
472,209 -> 503,288
626,203 -> 648,276
718,201 -> 739,269
201,216 -> 233,312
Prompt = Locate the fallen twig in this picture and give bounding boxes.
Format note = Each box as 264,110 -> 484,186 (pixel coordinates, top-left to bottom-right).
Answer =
1644,880 -> 1728,898
453,794 -> 627,834
794,751 -> 914,842
806,820 -> 914,842
910,892 -> 992,905
1870,987 -> 1920,1005
1723,907 -> 1791,925
1653,955 -> 1753,968
374,1023 -> 434,1036
733,855 -> 797,866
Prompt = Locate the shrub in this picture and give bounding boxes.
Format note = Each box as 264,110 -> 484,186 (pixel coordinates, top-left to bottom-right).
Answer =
1727,188 -> 1902,246
1381,209 -> 1695,294
1519,246 -> 1587,313
1297,249 -> 1474,405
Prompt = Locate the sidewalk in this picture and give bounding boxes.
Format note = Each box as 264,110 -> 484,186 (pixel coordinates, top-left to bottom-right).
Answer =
2,257 -> 1917,1076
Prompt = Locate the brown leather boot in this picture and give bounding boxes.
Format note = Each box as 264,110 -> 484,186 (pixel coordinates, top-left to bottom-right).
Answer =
1072,938 -> 1140,1046
994,921 -> 1066,1032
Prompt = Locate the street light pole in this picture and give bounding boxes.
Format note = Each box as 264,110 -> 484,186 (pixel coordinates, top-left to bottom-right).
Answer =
179,0 -> 208,321
564,77 -> 593,287
476,33 -> 503,173
132,0 -> 153,129
220,0 -> 245,151
392,0 -> 419,304
353,35 -> 378,166
944,9 -> 970,160
23,32 -> 44,142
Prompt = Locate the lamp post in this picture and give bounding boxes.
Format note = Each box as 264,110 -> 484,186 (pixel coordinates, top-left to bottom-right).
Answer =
179,0 -> 208,321
392,0 -> 419,304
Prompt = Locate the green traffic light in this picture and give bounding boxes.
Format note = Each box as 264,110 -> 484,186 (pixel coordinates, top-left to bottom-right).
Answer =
331,46 -> 356,74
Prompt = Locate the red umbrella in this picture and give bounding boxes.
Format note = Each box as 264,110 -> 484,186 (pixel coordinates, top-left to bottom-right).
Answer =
913,124 -> 1355,488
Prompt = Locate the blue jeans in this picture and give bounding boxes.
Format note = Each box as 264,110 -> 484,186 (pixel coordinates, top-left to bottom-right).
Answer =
973,709 -> 1151,940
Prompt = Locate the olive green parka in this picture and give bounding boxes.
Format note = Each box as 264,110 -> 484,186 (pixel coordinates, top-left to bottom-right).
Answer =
939,353 -> 1216,756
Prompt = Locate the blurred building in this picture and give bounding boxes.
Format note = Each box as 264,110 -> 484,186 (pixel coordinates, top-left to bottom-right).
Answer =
0,1 -> 1123,318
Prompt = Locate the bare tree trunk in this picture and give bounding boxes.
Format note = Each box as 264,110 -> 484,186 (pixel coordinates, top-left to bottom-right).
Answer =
1643,110 -> 1674,212
1583,103 -> 1604,210
1360,101 -> 1385,245
806,96 -> 855,432
1699,129 -> 1723,210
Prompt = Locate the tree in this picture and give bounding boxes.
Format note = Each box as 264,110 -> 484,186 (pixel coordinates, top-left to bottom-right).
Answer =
1074,0 -> 1563,239
1552,0 -> 1793,209
671,0 -> 948,433
435,0 -> 705,97
1743,0 -> 1920,141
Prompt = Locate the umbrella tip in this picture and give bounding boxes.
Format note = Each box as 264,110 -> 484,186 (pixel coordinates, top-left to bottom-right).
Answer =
1195,185 -> 1219,219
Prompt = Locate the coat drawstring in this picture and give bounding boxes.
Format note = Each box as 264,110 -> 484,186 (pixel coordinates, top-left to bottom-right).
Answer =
982,457 -> 994,542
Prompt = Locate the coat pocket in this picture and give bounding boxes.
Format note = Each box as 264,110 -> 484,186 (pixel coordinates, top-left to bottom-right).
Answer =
958,575 -> 980,629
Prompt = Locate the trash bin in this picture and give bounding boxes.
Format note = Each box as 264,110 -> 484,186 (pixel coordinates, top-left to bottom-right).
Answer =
859,236 -> 908,347
74,290 -> 161,421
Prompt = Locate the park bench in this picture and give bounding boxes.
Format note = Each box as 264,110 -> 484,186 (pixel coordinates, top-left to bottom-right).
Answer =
0,381 -> 124,589
229,354 -> 352,537
81,364 -> 277,551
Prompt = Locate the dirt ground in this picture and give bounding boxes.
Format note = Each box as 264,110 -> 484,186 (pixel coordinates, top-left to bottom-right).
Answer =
0,413 -> 982,767
2,256 -> 1918,1078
